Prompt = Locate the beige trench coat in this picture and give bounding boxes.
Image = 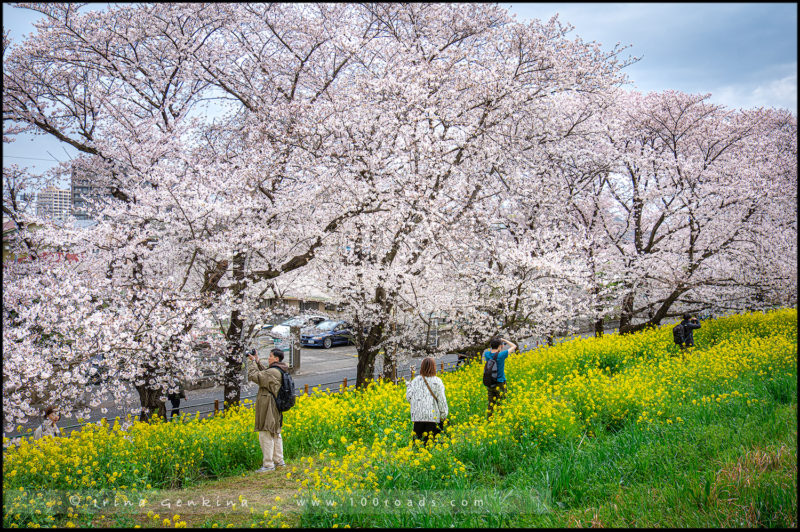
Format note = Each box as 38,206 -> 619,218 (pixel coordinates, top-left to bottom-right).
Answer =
247,359 -> 284,434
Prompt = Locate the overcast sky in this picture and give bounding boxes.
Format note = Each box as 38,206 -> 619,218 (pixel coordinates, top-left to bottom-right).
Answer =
3,2 -> 797,178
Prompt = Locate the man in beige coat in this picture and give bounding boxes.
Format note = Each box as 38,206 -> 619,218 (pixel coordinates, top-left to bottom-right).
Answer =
247,348 -> 289,472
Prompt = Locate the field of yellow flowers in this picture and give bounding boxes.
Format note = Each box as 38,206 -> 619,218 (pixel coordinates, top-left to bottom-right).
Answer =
4,309 -> 797,528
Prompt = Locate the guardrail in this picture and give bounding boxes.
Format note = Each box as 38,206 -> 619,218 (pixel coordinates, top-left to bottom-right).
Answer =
4,359 -> 470,443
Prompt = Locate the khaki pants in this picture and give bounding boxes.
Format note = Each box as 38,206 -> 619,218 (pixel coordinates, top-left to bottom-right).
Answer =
487,382 -> 507,419
257,431 -> 284,468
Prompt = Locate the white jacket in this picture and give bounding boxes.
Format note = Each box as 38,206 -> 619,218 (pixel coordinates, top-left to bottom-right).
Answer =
34,420 -> 60,440
405,375 -> 448,423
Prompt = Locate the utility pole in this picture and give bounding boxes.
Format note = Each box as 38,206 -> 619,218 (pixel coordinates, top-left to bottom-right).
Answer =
238,250 -> 252,384
289,325 -> 301,374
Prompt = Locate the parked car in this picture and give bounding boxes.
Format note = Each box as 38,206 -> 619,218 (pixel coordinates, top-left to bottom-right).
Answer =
269,314 -> 329,340
88,354 -> 107,385
256,322 -> 275,333
300,320 -> 354,349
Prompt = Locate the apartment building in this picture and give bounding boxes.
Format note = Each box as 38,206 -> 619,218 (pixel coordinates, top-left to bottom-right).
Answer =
36,186 -> 71,220
71,168 -> 110,222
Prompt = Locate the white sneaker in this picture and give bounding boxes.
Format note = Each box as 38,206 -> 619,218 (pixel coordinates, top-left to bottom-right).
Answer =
275,461 -> 286,468
256,466 -> 275,473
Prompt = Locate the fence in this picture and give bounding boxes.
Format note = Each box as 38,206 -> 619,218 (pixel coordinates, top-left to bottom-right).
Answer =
5,359 -> 470,443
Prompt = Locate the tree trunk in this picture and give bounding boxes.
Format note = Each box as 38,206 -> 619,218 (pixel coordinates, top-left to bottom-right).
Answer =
618,291 -> 637,334
222,353 -> 243,408
594,319 -> 604,338
382,317 -> 397,383
619,279 -> 690,336
223,310 -> 244,408
356,345 -> 378,389
382,350 -> 396,384
135,384 -> 167,423
628,287 -> 688,333
356,323 -> 384,388
223,252 -> 248,408
355,285 -> 389,389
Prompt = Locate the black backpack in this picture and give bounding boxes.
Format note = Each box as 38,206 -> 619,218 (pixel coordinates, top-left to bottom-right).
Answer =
483,351 -> 499,387
270,366 -> 296,412
672,323 -> 686,345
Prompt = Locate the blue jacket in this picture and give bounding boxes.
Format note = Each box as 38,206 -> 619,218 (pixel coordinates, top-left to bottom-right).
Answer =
483,349 -> 510,383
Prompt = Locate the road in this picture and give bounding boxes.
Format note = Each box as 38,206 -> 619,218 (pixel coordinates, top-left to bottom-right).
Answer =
5,344 -> 465,439
6,326 -> 618,440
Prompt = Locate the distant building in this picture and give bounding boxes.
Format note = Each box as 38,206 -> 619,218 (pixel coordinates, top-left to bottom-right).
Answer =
260,286 -> 341,316
36,186 -> 71,220
71,168 -> 109,222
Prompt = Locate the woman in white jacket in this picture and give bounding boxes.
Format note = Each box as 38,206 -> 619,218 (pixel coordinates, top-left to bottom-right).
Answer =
405,357 -> 448,444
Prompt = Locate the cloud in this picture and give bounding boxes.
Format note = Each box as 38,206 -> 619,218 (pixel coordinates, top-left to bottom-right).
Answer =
710,73 -> 798,114
507,3 -> 797,114
751,74 -> 798,111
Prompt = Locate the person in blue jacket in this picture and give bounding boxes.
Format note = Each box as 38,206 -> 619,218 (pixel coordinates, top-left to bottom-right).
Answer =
483,336 -> 517,419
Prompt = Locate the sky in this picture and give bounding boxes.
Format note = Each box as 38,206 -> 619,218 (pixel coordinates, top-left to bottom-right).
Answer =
2,2 -> 798,180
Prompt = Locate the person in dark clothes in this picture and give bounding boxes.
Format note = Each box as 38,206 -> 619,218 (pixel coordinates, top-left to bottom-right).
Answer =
679,313 -> 702,353
167,382 -> 186,420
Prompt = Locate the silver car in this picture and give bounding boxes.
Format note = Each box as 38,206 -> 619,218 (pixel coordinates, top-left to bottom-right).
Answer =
269,314 -> 329,339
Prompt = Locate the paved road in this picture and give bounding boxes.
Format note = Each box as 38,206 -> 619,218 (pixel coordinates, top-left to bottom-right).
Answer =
6,326 -> 617,440
6,344 -> 465,439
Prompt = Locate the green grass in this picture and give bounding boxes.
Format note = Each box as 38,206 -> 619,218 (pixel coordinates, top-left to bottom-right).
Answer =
298,369 -> 796,528
5,310 -> 796,528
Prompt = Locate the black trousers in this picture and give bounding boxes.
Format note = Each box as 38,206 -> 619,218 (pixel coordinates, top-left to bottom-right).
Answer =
487,382 -> 507,419
413,421 -> 442,444
168,396 -> 181,419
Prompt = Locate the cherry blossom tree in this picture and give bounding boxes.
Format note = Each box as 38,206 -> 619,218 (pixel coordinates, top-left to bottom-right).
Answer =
6,2 -> 794,433
19,2 -> 796,431
5,4 -> 447,418
302,5 -> 631,386
568,90 -> 797,333
2,2 -> 638,423
686,108 -> 797,313
432,91 -> 625,350
2,2 -> 382,423
464,89 -> 797,343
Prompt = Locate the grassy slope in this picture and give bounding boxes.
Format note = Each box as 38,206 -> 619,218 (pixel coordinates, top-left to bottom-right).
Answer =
124,333 -> 799,528
96,377 -> 797,528
6,312 -> 797,528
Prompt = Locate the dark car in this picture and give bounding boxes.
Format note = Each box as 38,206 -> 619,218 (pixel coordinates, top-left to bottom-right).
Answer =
300,320 -> 354,349
88,354 -> 107,385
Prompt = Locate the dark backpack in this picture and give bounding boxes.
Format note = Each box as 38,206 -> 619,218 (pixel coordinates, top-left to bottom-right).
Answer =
483,351 -> 499,387
270,366 -> 296,412
672,323 -> 686,345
